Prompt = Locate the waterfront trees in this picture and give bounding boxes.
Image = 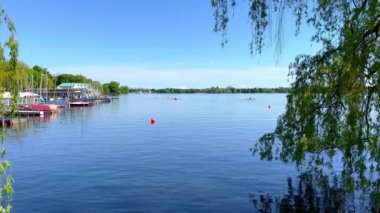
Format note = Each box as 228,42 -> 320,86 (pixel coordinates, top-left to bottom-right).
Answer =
0,63 -> 129,95
129,86 -> 289,94
0,63 -> 56,91
90,81 -> 104,94
212,0 -> 380,208
56,73 -> 90,85
119,86 -> 129,94
31,65 -> 54,89
107,81 -> 120,94
102,81 -> 128,95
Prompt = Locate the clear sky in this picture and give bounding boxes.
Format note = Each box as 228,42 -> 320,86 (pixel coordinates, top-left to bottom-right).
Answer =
2,0 -> 319,88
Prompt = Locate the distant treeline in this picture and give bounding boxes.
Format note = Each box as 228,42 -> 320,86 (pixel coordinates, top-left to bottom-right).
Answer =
129,87 -> 289,94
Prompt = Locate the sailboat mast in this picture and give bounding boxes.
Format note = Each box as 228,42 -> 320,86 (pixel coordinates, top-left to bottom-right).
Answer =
45,71 -> 48,99
31,70 -> 34,93
54,76 -> 57,99
39,74 -> 43,98
20,68 -> 23,92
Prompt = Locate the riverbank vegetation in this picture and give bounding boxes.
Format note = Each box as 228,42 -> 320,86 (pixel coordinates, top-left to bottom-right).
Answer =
102,81 -> 129,95
129,86 -> 289,94
0,63 -> 128,95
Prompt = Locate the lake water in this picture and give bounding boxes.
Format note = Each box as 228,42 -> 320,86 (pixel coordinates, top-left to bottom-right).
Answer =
7,94 -> 300,212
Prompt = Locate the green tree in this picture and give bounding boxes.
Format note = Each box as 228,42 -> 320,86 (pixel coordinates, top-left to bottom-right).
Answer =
31,65 -> 55,89
102,82 -> 128,95
91,81 -> 104,94
102,83 -> 110,94
212,0 -> 380,208
108,81 -> 120,94
16,62 -> 31,92
103,81 -> 120,95
119,86 -> 129,94
56,74 -> 90,85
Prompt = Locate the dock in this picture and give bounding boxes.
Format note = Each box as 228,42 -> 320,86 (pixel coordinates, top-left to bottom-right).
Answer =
17,110 -> 44,117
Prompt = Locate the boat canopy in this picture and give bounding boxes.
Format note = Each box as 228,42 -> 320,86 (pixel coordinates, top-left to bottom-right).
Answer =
57,83 -> 93,90
1,92 -> 40,99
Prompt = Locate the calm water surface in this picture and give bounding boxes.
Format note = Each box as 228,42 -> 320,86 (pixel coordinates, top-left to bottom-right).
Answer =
7,94 -> 296,212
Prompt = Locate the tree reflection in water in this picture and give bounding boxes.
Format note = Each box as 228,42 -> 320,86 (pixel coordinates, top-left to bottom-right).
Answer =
249,171 -> 379,212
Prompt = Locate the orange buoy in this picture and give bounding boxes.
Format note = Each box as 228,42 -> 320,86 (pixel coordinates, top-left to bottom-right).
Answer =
150,118 -> 156,125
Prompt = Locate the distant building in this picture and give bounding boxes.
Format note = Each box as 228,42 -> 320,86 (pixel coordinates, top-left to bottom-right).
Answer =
35,83 -> 101,100
56,83 -> 93,90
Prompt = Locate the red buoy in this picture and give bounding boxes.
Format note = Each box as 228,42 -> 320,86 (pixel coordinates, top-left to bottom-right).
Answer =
268,105 -> 271,109
150,118 -> 156,125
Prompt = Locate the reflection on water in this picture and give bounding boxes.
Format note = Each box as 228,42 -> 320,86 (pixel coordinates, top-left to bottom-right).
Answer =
8,114 -> 60,144
10,113 -> 58,132
250,171 -> 379,212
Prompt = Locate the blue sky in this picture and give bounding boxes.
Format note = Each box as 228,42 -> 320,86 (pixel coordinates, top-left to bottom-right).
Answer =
2,0 -> 319,88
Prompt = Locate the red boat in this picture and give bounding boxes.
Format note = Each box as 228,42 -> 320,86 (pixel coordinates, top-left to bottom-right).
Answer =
28,104 -> 59,114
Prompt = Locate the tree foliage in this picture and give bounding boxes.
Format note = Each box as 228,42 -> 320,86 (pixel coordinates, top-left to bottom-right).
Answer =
102,81 -> 128,95
0,5 -> 18,213
212,0 -> 380,208
107,81 -> 120,94
0,63 -> 58,92
90,81 -> 104,94
119,86 -> 129,94
31,65 -> 55,89
56,74 -> 90,85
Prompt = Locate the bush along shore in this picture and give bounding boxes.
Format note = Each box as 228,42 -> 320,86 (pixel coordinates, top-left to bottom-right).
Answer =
129,87 -> 289,94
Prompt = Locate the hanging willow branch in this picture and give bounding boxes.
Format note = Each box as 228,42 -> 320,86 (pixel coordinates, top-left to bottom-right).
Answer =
0,5 -> 18,213
212,0 -> 380,208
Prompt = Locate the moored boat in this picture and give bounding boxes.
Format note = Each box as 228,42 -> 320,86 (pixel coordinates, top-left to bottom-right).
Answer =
28,104 -> 59,114
69,99 -> 94,107
17,106 -> 44,117
44,98 -> 70,108
99,97 -> 112,103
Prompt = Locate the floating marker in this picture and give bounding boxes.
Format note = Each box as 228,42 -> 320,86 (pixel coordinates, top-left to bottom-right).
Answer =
268,105 -> 271,109
151,118 -> 156,125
